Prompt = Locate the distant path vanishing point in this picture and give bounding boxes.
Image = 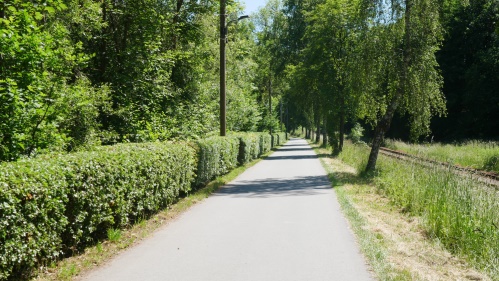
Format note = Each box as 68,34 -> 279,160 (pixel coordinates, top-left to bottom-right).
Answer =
81,138 -> 373,281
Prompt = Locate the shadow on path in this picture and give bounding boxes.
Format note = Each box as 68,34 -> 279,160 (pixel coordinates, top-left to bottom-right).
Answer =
275,148 -> 314,152
266,154 -> 331,161
216,175 -> 331,198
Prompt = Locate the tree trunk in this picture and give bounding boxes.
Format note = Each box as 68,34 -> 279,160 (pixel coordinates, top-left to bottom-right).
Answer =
0,2 -> 5,19
280,100 -> 283,132
323,114 -> 328,146
339,110 -> 345,152
172,0 -> 184,50
365,94 -> 400,171
316,121 -> 320,143
99,1 -> 108,81
269,77 -> 273,135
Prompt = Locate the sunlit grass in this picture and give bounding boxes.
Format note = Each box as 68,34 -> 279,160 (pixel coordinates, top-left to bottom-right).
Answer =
384,139 -> 499,173
338,142 -> 499,279
315,147 -> 414,280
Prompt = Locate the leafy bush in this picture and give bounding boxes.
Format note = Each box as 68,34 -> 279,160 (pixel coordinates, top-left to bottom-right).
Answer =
230,133 -> 258,165
259,133 -> 272,155
0,131 -> 279,280
349,123 -> 364,144
280,132 -> 287,144
193,136 -> 240,187
0,142 -> 196,280
272,132 -> 287,147
57,77 -> 112,151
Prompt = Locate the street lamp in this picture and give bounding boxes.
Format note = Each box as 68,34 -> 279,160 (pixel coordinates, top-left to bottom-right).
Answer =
220,0 -> 248,136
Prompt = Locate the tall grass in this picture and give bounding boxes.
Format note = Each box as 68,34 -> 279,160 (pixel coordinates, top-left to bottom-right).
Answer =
384,139 -> 499,173
339,142 -> 499,279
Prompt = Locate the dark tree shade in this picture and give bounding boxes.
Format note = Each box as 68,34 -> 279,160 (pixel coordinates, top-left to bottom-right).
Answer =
433,0 -> 499,140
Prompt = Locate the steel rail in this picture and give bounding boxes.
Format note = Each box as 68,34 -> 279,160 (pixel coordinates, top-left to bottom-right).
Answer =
379,147 -> 499,188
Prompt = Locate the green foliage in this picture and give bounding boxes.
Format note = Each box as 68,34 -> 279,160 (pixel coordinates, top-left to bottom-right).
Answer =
434,0 -> 499,140
57,77 -> 112,151
0,142 -> 196,280
252,0 -> 289,134
259,133 -> 272,155
0,0 -> 87,161
272,132 -> 287,147
106,229 -> 122,243
0,0 -> 264,161
349,123 -> 364,144
232,133 -> 260,165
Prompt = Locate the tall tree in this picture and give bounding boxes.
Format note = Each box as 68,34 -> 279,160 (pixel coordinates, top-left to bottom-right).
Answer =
253,0 -> 287,133
363,0 -> 446,172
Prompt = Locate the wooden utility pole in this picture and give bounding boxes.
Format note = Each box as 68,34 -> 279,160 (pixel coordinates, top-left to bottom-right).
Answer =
269,77 -> 272,135
220,0 -> 226,136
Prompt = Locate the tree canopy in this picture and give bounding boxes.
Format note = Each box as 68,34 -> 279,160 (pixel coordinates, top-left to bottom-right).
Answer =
1,0 -> 497,169
254,0 -> 497,171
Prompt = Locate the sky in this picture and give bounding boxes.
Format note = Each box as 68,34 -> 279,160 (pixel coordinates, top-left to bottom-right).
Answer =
241,0 -> 268,15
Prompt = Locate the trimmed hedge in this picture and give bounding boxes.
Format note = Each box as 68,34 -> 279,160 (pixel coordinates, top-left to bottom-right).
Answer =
0,142 -> 196,280
272,132 -> 287,147
232,133 -> 260,165
0,132 -> 278,280
259,133 -> 272,155
193,136 -> 239,187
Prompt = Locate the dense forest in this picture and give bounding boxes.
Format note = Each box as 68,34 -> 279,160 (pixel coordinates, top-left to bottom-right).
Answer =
1,0 -> 498,166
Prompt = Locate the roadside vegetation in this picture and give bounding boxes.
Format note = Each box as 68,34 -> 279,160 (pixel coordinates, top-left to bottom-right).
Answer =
2,0 -> 497,279
384,139 -> 499,173
304,136 -> 496,280
259,0 -> 497,171
0,133 -> 286,280
324,139 -> 498,279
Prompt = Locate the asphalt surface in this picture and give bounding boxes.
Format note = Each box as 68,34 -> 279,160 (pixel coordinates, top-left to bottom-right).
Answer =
81,138 -> 373,281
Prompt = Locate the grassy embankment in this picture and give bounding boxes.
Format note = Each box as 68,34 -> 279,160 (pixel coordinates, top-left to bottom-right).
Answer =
384,139 -> 499,173
335,141 -> 498,279
302,133 -> 498,280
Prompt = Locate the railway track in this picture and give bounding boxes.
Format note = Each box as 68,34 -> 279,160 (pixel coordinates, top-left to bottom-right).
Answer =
379,147 -> 499,188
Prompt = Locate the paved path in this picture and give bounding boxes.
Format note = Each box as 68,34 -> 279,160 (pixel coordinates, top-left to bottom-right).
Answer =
82,138 -> 373,281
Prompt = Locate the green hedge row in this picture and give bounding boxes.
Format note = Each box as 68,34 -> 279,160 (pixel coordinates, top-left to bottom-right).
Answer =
0,142 -> 196,280
272,132 -> 287,147
0,132 -> 285,280
193,136 -> 239,187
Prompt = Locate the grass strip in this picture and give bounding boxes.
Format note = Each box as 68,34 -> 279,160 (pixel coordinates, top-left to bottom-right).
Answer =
310,143 -> 415,280
338,142 -> 498,279
307,138 -> 495,280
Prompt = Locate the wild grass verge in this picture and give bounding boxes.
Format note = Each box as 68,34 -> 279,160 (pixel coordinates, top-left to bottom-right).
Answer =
384,139 -> 499,173
313,145 -> 414,280
339,142 -> 499,279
